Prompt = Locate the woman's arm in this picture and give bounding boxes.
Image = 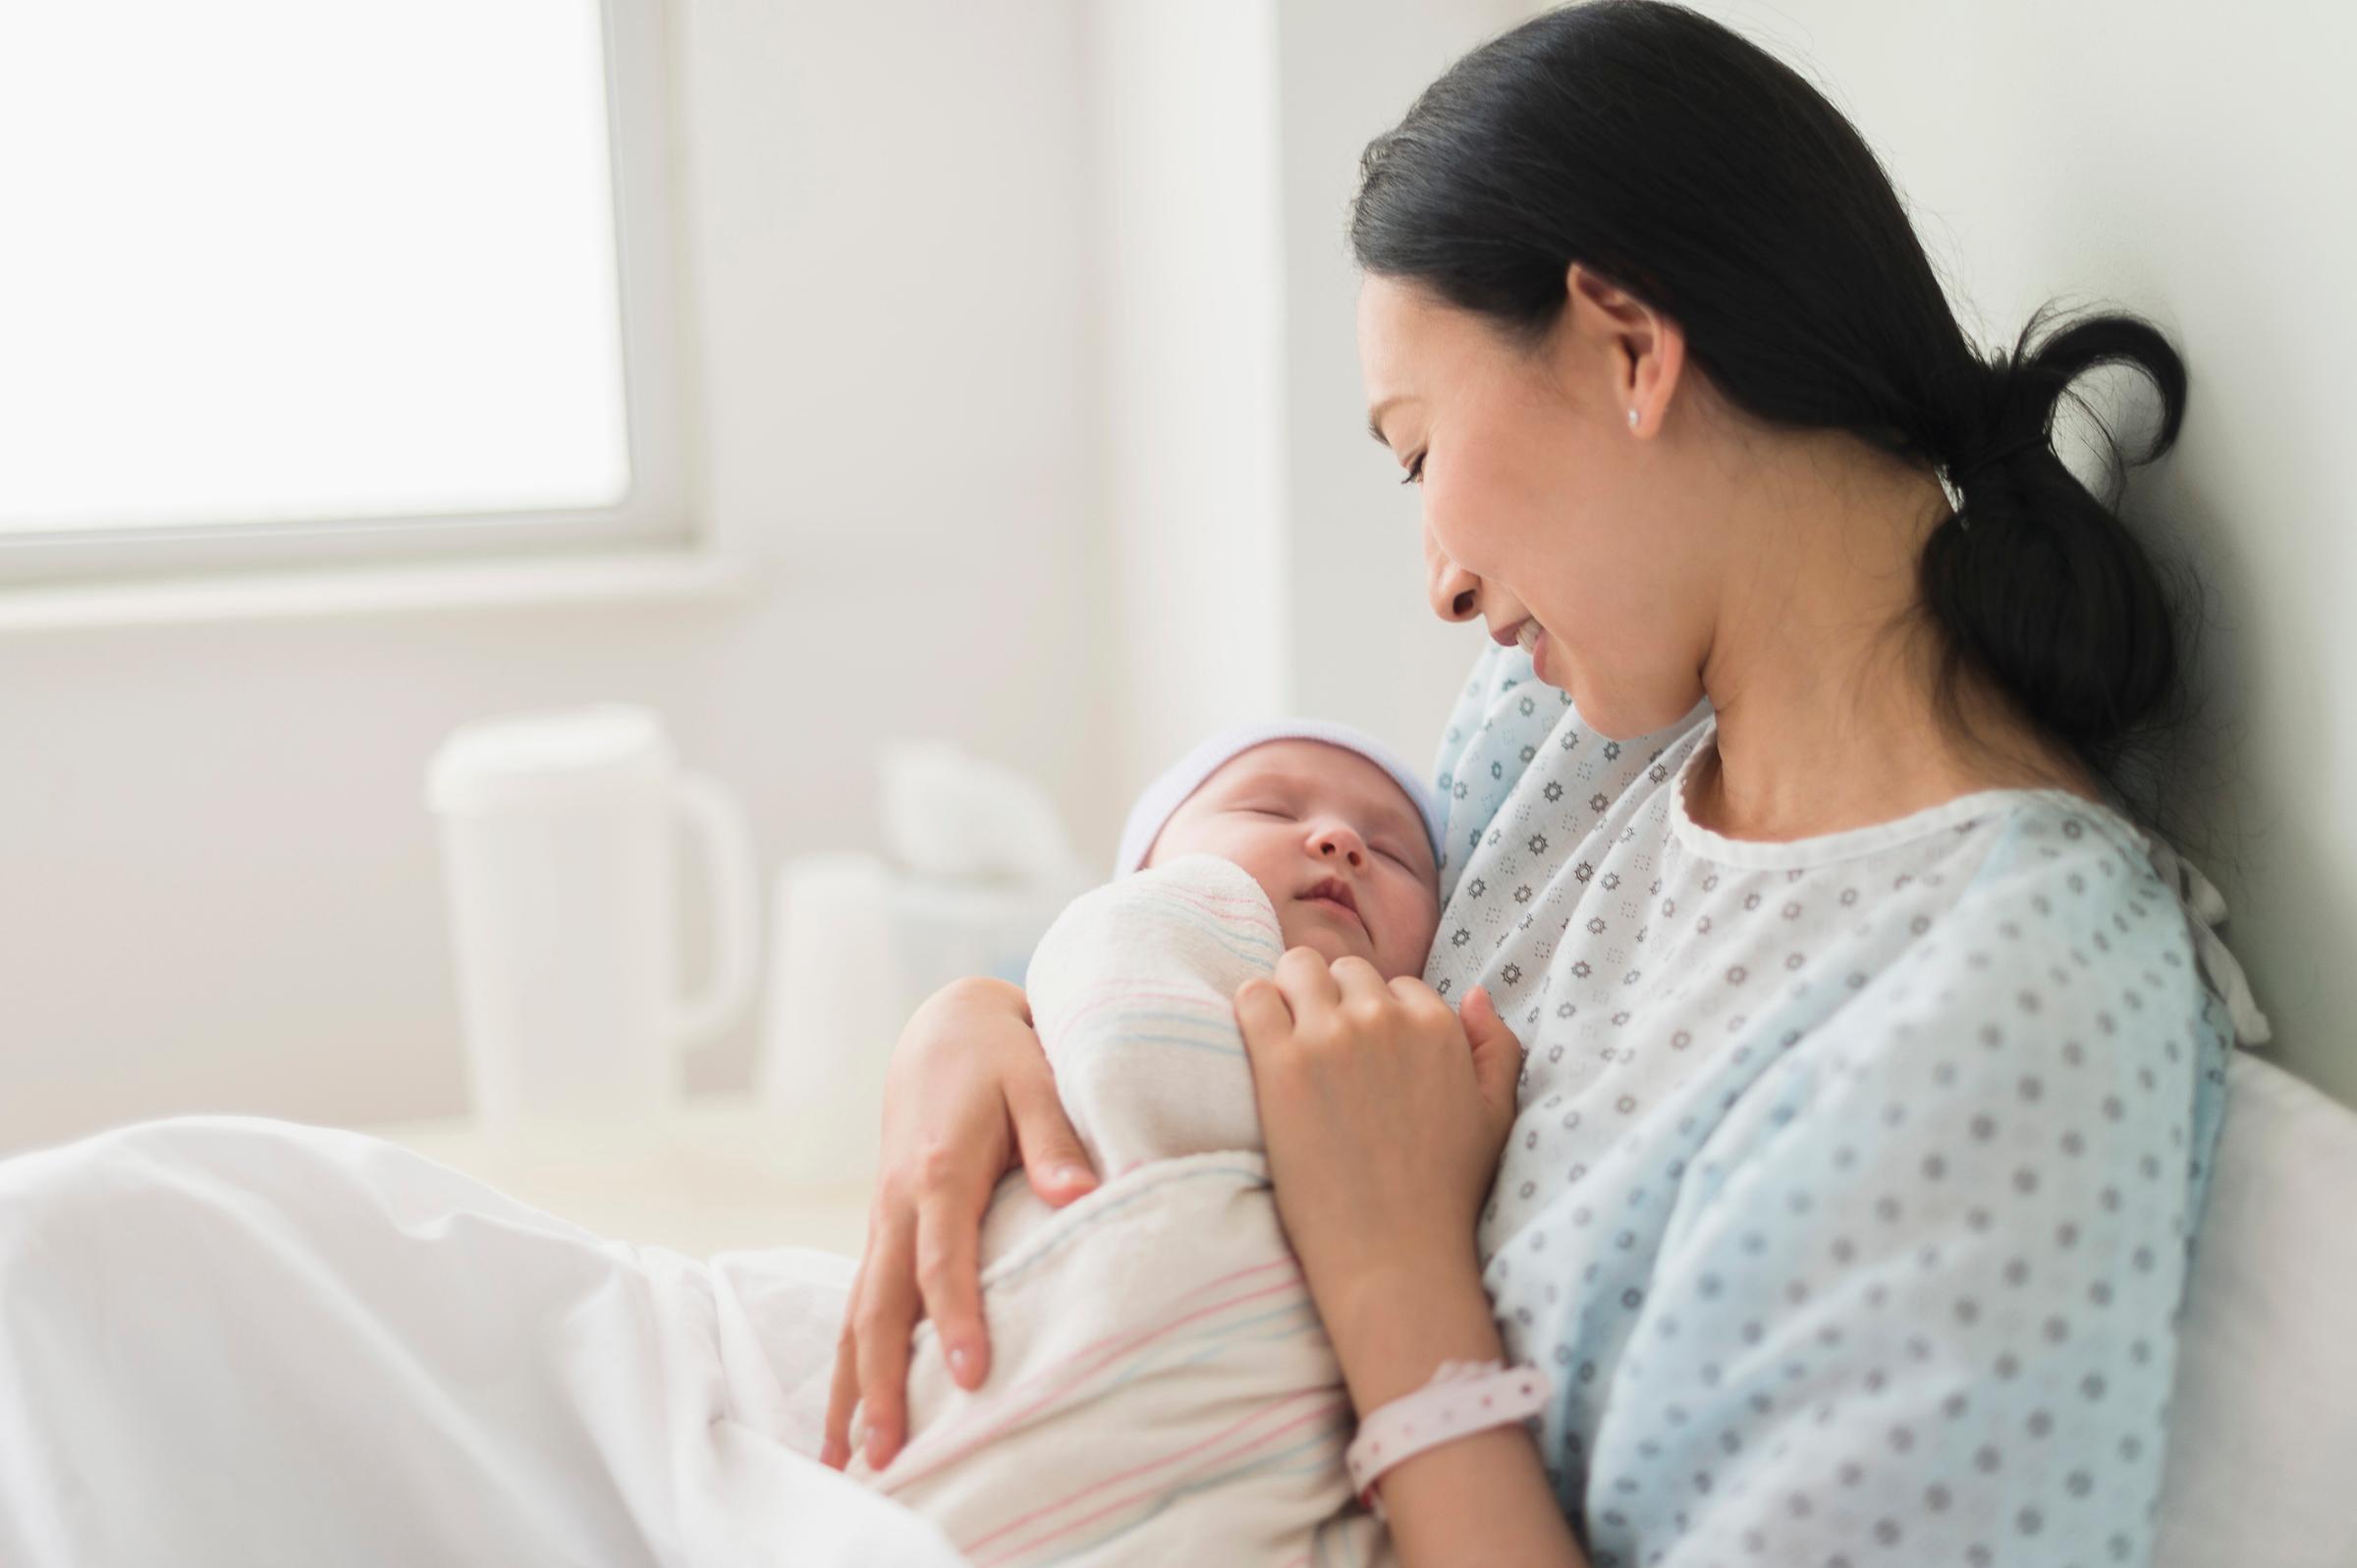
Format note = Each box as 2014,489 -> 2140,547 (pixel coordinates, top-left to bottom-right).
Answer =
1232,953 -> 1587,1568
820,975 -> 1100,1472
1326,1260 -> 1590,1568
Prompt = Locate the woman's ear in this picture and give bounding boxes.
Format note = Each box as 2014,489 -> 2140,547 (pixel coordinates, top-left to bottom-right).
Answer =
1562,261 -> 1686,440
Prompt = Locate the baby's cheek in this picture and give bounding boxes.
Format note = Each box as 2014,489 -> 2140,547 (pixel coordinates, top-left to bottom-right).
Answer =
1387,903 -> 1444,980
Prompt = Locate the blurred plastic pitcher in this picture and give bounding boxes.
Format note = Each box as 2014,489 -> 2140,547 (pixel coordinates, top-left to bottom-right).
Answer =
425,703 -> 759,1124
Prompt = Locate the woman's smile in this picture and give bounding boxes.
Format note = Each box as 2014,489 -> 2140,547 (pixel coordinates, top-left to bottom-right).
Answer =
1518,620 -> 1551,680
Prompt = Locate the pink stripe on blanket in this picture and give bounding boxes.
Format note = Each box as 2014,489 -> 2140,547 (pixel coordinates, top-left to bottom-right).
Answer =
873,1257 -> 1304,1491
958,1385 -> 1341,1557
969,1393 -> 1353,1565
1151,879 -> 1282,920
1038,982 -> 1244,1043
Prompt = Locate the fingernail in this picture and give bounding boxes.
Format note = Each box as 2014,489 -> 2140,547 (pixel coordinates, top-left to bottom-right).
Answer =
949,1344 -> 975,1383
866,1431 -> 892,1469
1057,1164 -> 1094,1189
819,1436 -> 846,1468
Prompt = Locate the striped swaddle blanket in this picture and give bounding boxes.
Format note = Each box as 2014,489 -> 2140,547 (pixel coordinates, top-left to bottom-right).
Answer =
849,853 -> 1394,1567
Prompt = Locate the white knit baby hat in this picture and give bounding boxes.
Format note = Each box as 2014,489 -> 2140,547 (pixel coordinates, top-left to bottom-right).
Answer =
1113,719 -> 1449,880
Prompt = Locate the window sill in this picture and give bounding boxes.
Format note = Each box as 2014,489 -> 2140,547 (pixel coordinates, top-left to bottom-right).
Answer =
0,549 -> 762,633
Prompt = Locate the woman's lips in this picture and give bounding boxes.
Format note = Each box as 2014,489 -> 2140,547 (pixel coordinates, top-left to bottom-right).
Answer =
1517,619 -> 1551,680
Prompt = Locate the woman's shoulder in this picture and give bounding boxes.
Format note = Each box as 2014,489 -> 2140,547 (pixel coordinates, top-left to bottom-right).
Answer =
1937,789 -> 2199,957
1430,638 -> 1710,901
1787,791 -> 2242,1186
1681,787 -> 2233,1215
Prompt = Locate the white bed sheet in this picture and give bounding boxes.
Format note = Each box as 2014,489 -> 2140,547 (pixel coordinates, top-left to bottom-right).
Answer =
0,1114 -> 967,1568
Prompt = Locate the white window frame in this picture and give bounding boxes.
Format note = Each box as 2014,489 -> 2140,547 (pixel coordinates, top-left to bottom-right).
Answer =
0,0 -> 689,594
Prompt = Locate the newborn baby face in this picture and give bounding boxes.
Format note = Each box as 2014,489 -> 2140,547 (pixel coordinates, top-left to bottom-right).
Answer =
1143,739 -> 1442,980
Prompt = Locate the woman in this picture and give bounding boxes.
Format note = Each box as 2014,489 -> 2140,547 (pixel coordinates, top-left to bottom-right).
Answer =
821,4 -> 2267,1566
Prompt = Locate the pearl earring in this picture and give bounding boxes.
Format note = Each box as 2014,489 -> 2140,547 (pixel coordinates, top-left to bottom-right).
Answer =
1627,407 -> 1639,430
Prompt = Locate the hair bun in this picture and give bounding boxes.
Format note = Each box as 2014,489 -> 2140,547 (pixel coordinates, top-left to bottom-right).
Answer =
1947,427 -> 2056,497
1924,303 -> 2190,755
1951,306 -> 2186,495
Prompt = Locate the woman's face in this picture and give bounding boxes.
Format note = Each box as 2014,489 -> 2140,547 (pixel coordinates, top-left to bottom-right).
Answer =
1144,739 -> 1440,981
1357,270 -> 1717,740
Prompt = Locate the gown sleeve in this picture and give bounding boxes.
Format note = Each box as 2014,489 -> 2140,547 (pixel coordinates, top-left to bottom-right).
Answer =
1576,825 -> 2233,1568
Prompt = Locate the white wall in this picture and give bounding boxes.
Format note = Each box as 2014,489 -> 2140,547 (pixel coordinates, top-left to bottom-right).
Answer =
1086,0 -> 1292,794
1272,0 -> 1533,765
1652,0 -> 2356,1106
9,0 -> 2347,1151
0,0 -> 1115,1153
1084,0 -> 1534,787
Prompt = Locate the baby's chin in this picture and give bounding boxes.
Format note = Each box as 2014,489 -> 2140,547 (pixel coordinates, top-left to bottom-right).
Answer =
1279,908 -> 1369,966
1279,906 -> 1425,979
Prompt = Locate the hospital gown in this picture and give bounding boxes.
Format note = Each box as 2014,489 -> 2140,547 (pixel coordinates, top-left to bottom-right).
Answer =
1421,639 -> 2255,1568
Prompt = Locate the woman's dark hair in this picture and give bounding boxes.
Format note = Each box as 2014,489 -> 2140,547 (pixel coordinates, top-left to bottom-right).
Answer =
1350,0 -> 2203,829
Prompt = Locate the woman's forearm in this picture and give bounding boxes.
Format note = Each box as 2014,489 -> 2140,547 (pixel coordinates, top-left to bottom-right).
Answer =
1327,1263 -> 1589,1568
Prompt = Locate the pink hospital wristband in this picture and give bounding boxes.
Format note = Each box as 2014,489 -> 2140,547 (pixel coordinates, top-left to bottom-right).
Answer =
1344,1359 -> 1552,1522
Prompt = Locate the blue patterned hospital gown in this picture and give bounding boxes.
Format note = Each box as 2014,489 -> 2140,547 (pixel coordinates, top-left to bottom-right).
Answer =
1418,639 -> 2245,1568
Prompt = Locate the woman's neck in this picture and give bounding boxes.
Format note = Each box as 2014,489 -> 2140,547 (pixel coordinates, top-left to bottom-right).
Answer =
1683,435 -> 2102,844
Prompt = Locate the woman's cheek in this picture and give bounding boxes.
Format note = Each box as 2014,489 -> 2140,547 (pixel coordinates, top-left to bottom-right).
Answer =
1420,487 -> 1487,583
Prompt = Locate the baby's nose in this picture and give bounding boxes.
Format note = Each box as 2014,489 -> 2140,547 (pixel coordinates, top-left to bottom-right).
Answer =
1317,832 -> 1365,865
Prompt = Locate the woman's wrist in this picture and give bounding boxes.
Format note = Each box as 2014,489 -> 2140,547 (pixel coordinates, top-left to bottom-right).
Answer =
1326,1253 -> 1505,1416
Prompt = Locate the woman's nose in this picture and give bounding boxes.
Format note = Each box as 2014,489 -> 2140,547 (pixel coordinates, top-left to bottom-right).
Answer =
1424,517 -> 1481,623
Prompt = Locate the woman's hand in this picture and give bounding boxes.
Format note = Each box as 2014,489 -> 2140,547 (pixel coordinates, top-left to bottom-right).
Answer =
819,977 -> 1099,1473
1233,952 -> 1523,1389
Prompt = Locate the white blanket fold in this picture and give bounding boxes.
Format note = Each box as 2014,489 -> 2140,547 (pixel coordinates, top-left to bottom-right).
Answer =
0,1115 -> 964,1568
847,853 -> 1393,1568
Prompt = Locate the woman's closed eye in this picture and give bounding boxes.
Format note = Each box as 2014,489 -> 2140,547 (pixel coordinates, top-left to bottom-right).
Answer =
1399,452 -> 1426,486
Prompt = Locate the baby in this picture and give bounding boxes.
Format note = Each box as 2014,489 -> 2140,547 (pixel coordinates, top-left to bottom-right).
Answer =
844,720 -> 1446,1568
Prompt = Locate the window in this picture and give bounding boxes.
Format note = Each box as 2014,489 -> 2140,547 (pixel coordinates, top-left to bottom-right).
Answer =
0,0 -> 685,589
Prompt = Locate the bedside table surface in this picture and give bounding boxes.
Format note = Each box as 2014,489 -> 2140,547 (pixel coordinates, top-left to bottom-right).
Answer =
364,1093 -> 875,1260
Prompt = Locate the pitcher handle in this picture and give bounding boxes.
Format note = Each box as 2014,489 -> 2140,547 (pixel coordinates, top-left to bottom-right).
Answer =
669,771 -> 761,1051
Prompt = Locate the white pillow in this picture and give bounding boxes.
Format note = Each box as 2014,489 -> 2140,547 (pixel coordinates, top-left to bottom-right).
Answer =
2155,1051 -> 2357,1567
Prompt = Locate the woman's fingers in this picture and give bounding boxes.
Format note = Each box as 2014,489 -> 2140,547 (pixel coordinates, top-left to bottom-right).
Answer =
913,1173 -> 994,1391
1233,974 -> 1295,1070
850,1198 -> 921,1470
1273,944 -> 1343,1011
1458,984 -> 1529,1126
1328,954 -> 1393,1016
1006,1065 -> 1099,1208
1269,946 -> 1342,1053
819,1251 -> 870,1469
